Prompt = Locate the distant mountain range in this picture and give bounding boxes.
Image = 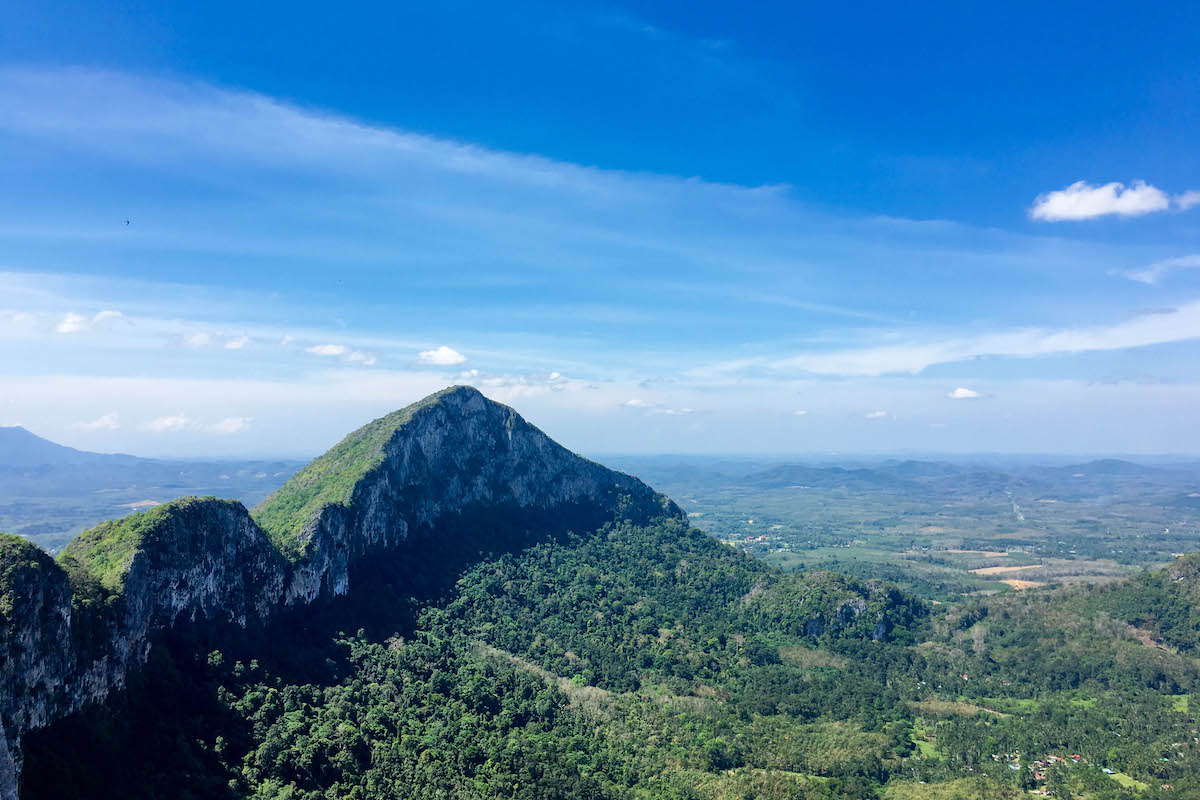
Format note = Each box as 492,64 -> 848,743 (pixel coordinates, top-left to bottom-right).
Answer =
0,426 -> 142,468
0,426 -> 304,551
609,453 -> 1200,507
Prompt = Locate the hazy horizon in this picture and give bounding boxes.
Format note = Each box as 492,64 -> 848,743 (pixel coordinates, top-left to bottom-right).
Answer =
9,419 -> 1200,466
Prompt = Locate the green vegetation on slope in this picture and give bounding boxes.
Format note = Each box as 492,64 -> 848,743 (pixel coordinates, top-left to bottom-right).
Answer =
251,387 -> 466,556
25,518 -> 932,799
56,496 -> 234,594
22,516 -> 1200,798
1092,553 -> 1200,652
0,531 -> 54,624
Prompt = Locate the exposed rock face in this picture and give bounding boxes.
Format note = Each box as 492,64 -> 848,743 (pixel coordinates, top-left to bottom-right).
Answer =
0,386 -> 681,798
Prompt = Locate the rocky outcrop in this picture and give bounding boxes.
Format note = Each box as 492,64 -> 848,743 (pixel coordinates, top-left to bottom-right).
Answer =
274,385 -> 679,603
0,386 -> 681,798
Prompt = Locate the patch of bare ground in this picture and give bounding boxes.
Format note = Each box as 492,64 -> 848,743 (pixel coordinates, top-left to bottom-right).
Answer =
914,698 -> 1008,718
779,646 -> 848,669
741,577 -> 768,603
475,643 -> 614,718
1000,579 -> 1045,590
1124,623 -> 1174,652
971,564 -> 1041,575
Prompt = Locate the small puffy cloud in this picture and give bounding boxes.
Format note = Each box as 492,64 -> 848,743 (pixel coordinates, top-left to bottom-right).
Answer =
209,416 -> 252,434
947,387 -> 982,399
622,398 -> 694,415
141,414 -> 193,433
279,335 -> 295,347
345,350 -> 377,366
56,310 -> 123,334
75,412 -> 120,430
306,343 -> 375,365
418,345 -> 466,366
1030,180 -> 1170,221
183,332 -> 213,348
865,410 -> 887,419
1122,254 -> 1200,285
1176,190 -> 1200,211
793,409 -> 808,416
55,312 -> 86,333
225,335 -> 250,350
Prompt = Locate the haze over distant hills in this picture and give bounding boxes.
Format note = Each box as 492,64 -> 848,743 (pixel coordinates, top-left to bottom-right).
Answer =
7,421 -> 1200,556
0,425 -> 303,551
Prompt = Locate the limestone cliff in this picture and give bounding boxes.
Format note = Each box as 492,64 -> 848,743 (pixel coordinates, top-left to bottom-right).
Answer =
0,386 -> 681,799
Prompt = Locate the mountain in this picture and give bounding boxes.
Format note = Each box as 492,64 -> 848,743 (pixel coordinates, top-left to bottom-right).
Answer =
0,426 -> 129,468
0,386 -> 681,799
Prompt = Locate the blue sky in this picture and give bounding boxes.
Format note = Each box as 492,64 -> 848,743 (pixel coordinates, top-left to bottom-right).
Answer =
1,1 -> 1199,457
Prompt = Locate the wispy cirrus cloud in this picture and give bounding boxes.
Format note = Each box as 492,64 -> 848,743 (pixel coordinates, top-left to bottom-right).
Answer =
141,414 -> 193,433
307,343 -> 377,366
55,309 -> 123,334
1121,254 -> 1200,285
74,412 -> 120,430
209,416 -> 253,434
762,301 -> 1200,377
139,414 -> 253,435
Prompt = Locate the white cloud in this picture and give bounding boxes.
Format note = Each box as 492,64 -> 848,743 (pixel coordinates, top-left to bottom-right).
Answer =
1122,254 -> 1200,285
865,410 -> 887,419
183,332 -> 213,348
279,335 -> 295,347
307,343 -> 347,357
55,312 -> 86,333
56,309 -> 123,334
768,299 -> 1200,377
74,412 -> 120,430
225,335 -> 250,350
141,413 -> 251,434
1030,180 -> 1171,221
305,342 -> 375,366
141,414 -> 193,433
656,407 -> 694,416
948,387 -> 981,399
418,345 -> 466,366
621,397 -> 695,416
209,416 -> 252,434
793,409 -> 808,416
1176,190 -> 1200,211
